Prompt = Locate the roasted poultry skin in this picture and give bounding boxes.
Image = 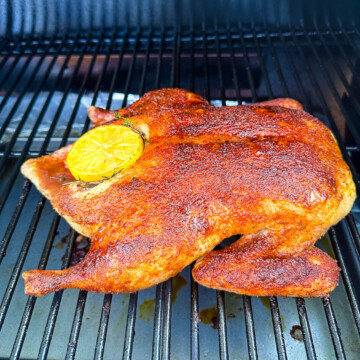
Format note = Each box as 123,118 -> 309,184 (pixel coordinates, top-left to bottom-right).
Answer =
21,89 -> 356,297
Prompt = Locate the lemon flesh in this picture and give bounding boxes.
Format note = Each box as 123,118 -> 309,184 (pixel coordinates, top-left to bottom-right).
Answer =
66,124 -> 144,182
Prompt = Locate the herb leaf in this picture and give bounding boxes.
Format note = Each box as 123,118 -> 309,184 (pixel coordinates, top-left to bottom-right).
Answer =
50,175 -> 68,181
114,112 -> 134,128
62,169 -> 123,189
122,119 -> 134,127
114,111 -> 122,119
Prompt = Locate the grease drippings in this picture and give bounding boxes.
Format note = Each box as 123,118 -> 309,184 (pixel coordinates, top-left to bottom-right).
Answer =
199,307 -> 218,329
171,274 -> 187,304
290,325 -> 304,341
54,234 -> 68,249
260,296 -> 270,310
260,296 -> 286,330
58,233 -> 90,266
318,236 -> 336,259
139,299 -> 156,323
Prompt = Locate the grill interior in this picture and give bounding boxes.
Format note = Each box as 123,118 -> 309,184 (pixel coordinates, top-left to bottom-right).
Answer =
0,24 -> 360,360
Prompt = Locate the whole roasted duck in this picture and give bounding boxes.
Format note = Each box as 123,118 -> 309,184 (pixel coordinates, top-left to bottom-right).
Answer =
21,89 -> 356,297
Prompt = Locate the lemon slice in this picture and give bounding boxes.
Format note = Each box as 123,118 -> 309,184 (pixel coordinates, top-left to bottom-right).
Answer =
66,124 -> 144,182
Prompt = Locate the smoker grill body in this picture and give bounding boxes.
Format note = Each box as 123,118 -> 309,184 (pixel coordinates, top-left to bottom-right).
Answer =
0,1 -> 360,359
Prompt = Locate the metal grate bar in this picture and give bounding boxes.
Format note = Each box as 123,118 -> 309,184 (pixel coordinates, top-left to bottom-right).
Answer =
0,43 -> 43,136
189,30 -> 200,360
122,293 -> 138,360
39,35 -> 91,154
202,29 -> 210,101
214,30 -> 226,106
249,32 -> 289,360
65,33 -> 118,360
171,29 -> 181,91
352,25 -> 360,50
214,29 -> 229,360
10,214 -> 61,359
38,230 -> 77,360
233,30 -> 288,360
256,32 -> 320,359
234,29 -> 264,360
105,33 -> 129,110
159,29 -> 182,360
65,290 -> 88,360
0,35 -> 83,259
322,298 -> 346,359
226,28 -> 241,103
94,294 -> 113,360
0,38 -> 33,107
0,36 -> 79,215
264,31 -> 290,97
276,28 -> 358,353
266,30 -> 358,357
0,39 -> 40,128
289,28 -> 360,190
152,283 -> 164,360
0,37 -> 9,52
277,30 -> 311,109
269,297 -> 287,360
243,296 -> 258,360
0,39 -> 15,71
238,29 -> 257,102
337,23 -> 360,68
261,34 -> 290,100
252,30 -> 274,99
152,30 -> 166,360
0,180 -> 31,263
295,298 -> 317,359
121,31 -> 142,360
287,26 -> 360,275
304,27 -> 360,145
326,26 -> 360,87
81,33 -> 118,134
0,38 -> 81,289
328,227 -> 360,334
121,31 -> 140,108
161,278 -> 172,360
94,32 -> 130,359
35,35 -> 95,358
346,214 -> 360,255
190,265 -> 199,360
0,35 -> 87,348
279,28 -> 360,338
202,28 -> 230,359
139,30 -> 152,96
289,27 -> 359,170
154,31 -> 165,95
0,195 -> 45,330
279,27 -> 359,184
216,291 -> 229,360
0,29 -> 359,359
59,34 -> 104,147
0,37 -> 63,172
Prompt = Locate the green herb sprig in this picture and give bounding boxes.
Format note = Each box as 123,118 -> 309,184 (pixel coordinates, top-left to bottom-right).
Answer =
50,175 -> 68,182
61,169 -> 123,189
114,112 -> 134,128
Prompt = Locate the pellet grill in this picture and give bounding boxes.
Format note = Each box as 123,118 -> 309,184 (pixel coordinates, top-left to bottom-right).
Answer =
0,0 -> 360,359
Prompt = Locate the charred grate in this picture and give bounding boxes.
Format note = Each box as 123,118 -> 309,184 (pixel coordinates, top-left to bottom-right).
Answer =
0,25 -> 359,359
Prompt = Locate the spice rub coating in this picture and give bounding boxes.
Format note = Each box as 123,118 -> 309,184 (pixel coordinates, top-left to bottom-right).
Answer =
193,241 -> 339,297
21,89 -> 355,296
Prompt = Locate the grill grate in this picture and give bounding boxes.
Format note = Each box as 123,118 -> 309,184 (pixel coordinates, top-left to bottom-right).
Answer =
0,26 -> 359,359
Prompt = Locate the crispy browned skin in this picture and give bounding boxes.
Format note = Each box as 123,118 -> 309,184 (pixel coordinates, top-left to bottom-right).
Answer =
193,240 -> 339,297
21,89 -> 355,297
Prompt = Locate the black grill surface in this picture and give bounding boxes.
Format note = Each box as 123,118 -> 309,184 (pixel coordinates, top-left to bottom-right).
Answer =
0,26 -> 359,360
